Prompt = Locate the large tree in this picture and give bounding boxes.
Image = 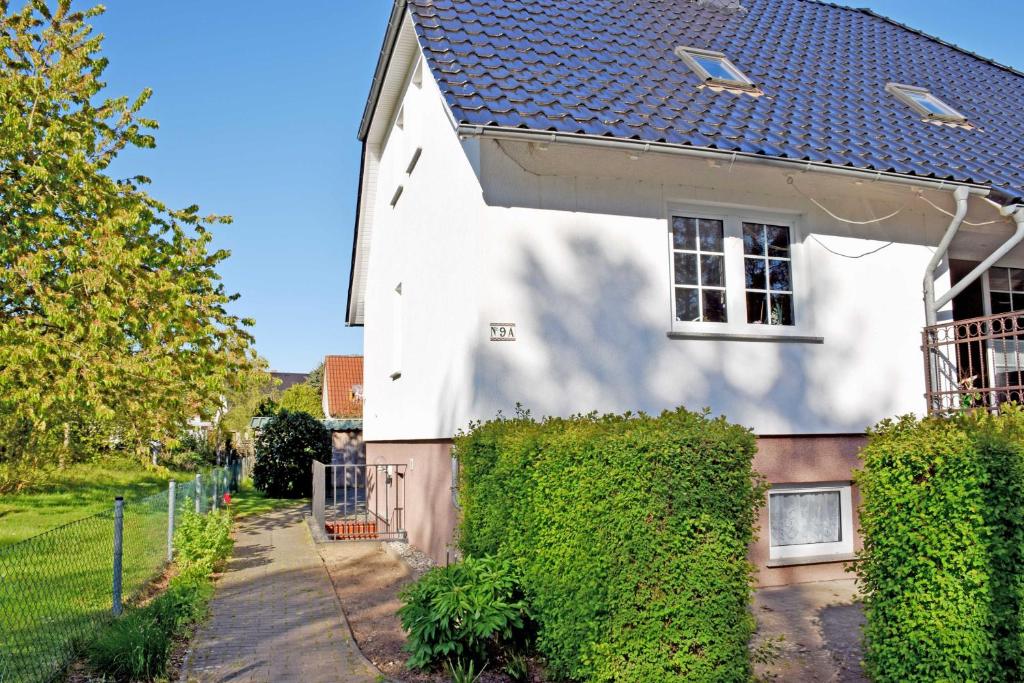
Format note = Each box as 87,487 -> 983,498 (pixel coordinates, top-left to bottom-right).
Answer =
0,0 -> 256,472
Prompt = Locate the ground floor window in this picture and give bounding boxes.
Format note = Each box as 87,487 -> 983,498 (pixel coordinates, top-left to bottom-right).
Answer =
768,483 -> 853,560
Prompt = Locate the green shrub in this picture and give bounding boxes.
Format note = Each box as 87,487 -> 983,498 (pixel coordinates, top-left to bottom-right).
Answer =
173,506 -> 234,575
455,407 -> 764,682
253,409 -> 330,497
398,555 -> 527,671
856,408 -> 1024,682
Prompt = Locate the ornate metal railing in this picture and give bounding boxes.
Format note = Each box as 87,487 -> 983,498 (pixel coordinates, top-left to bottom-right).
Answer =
923,310 -> 1024,414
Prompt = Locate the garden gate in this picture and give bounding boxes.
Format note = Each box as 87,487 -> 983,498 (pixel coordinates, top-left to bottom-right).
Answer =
312,460 -> 407,541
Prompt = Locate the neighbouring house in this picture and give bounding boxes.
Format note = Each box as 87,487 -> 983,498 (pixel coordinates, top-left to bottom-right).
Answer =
322,355 -> 365,464
271,372 -> 310,393
345,0 -> 1024,585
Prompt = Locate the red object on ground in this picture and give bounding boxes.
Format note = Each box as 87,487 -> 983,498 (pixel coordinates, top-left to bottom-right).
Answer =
325,520 -> 378,539
223,493 -> 231,506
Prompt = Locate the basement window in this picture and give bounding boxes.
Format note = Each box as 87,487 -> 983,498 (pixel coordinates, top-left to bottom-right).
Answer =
675,46 -> 754,89
768,483 -> 854,562
886,83 -> 966,123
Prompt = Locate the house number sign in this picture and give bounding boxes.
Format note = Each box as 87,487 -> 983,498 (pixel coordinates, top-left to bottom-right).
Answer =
490,322 -> 516,341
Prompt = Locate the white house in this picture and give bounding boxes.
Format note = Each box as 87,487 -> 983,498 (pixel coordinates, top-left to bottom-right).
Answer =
345,0 -> 1024,585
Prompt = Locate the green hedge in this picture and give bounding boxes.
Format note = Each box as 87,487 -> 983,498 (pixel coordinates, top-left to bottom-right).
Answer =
856,409 -> 1024,682
455,407 -> 764,682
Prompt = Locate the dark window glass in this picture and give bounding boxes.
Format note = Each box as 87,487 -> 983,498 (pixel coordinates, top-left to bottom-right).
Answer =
746,292 -> 768,324
769,259 -> 792,291
992,291 -> 1013,315
675,288 -> 700,322
701,255 -> 725,287
703,290 -> 728,322
771,294 -> 794,326
672,217 -> 697,251
990,268 -> 1011,292
674,253 -> 698,286
1011,268 -> 1024,293
743,223 -> 764,256
767,225 -> 791,257
699,219 -> 724,252
745,258 -> 766,290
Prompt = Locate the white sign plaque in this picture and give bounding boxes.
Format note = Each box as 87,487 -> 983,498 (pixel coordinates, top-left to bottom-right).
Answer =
490,322 -> 516,341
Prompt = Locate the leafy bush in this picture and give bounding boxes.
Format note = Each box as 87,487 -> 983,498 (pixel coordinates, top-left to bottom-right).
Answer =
173,506 -> 234,575
856,408 -> 1024,683
455,407 -> 764,682
165,432 -> 217,471
398,555 -> 527,671
252,409 -> 330,497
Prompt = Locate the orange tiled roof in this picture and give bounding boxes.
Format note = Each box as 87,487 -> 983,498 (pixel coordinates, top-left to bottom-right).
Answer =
324,355 -> 363,419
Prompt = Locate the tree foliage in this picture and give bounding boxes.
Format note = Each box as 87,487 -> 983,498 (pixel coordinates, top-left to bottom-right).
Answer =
278,382 -> 322,417
0,0 -> 256,473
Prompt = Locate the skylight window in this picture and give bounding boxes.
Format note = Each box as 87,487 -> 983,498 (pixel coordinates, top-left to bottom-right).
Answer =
886,83 -> 966,123
675,46 -> 755,89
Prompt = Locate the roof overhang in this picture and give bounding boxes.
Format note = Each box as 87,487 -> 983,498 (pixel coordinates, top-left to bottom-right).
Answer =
457,124 -> 1010,203
347,5 -> 420,326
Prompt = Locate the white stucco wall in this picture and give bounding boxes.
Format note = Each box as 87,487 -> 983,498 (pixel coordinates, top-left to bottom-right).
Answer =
358,55 -> 1022,439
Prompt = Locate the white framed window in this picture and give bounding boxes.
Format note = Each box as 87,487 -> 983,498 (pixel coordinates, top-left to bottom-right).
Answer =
768,483 -> 854,561
667,205 -> 817,341
743,222 -> 794,326
886,83 -> 966,123
671,216 -> 728,323
675,46 -> 755,89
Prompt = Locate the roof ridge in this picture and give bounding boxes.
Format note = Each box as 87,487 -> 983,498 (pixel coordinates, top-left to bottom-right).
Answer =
796,0 -> 1024,79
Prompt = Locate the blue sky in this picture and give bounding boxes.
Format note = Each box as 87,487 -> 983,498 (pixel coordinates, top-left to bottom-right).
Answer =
90,1 -> 1023,373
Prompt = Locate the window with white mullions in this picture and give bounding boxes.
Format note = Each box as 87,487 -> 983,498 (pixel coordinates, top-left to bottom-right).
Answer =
988,267 -> 1024,314
743,222 -> 794,326
672,216 -> 727,323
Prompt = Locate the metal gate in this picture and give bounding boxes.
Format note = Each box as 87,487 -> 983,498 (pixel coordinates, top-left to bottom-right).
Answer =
312,460 -> 407,541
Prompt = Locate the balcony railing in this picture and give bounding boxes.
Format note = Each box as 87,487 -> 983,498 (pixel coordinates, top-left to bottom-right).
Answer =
923,310 -> 1024,414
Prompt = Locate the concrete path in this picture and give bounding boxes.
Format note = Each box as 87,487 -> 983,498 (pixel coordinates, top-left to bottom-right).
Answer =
183,507 -> 381,683
753,579 -> 867,682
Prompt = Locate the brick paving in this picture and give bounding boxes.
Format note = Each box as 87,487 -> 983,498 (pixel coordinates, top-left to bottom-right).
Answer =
182,507 -> 381,683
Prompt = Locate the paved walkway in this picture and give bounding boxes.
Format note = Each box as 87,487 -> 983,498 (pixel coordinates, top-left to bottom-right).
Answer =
753,579 -> 867,682
183,508 -> 380,683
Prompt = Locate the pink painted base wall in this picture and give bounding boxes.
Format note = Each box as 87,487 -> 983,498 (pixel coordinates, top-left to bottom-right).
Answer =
365,440 -> 459,565
366,434 -> 868,586
752,435 -> 866,587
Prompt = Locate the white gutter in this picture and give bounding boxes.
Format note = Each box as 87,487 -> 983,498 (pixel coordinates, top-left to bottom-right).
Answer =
456,124 -> 995,197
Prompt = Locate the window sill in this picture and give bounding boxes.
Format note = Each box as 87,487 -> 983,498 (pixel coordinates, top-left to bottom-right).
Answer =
666,327 -> 824,344
767,552 -> 857,568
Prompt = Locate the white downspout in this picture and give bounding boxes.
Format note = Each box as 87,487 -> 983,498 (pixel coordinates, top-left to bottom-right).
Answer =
923,186 -> 971,327
934,205 -> 1024,311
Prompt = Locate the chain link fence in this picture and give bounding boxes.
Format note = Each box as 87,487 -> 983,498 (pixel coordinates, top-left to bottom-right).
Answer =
0,466 -> 234,683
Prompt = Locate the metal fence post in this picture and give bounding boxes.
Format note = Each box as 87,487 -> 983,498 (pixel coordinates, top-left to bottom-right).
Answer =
112,497 -> 124,616
213,470 -> 219,510
167,481 -> 176,563
195,473 -> 202,514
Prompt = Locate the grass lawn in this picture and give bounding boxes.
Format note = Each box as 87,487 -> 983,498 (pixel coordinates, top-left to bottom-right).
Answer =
229,480 -> 306,519
0,460 -> 192,547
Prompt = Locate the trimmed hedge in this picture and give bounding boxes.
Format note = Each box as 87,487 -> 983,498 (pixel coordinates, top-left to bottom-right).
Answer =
455,407 -> 765,682
856,408 -> 1024,682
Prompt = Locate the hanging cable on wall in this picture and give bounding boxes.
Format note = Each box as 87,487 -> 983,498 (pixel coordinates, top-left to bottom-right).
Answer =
786,176 -> 908,225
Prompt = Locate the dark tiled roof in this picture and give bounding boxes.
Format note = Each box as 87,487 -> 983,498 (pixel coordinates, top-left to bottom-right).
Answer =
271,372 -> 308,392
407,0 -> 1024,202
